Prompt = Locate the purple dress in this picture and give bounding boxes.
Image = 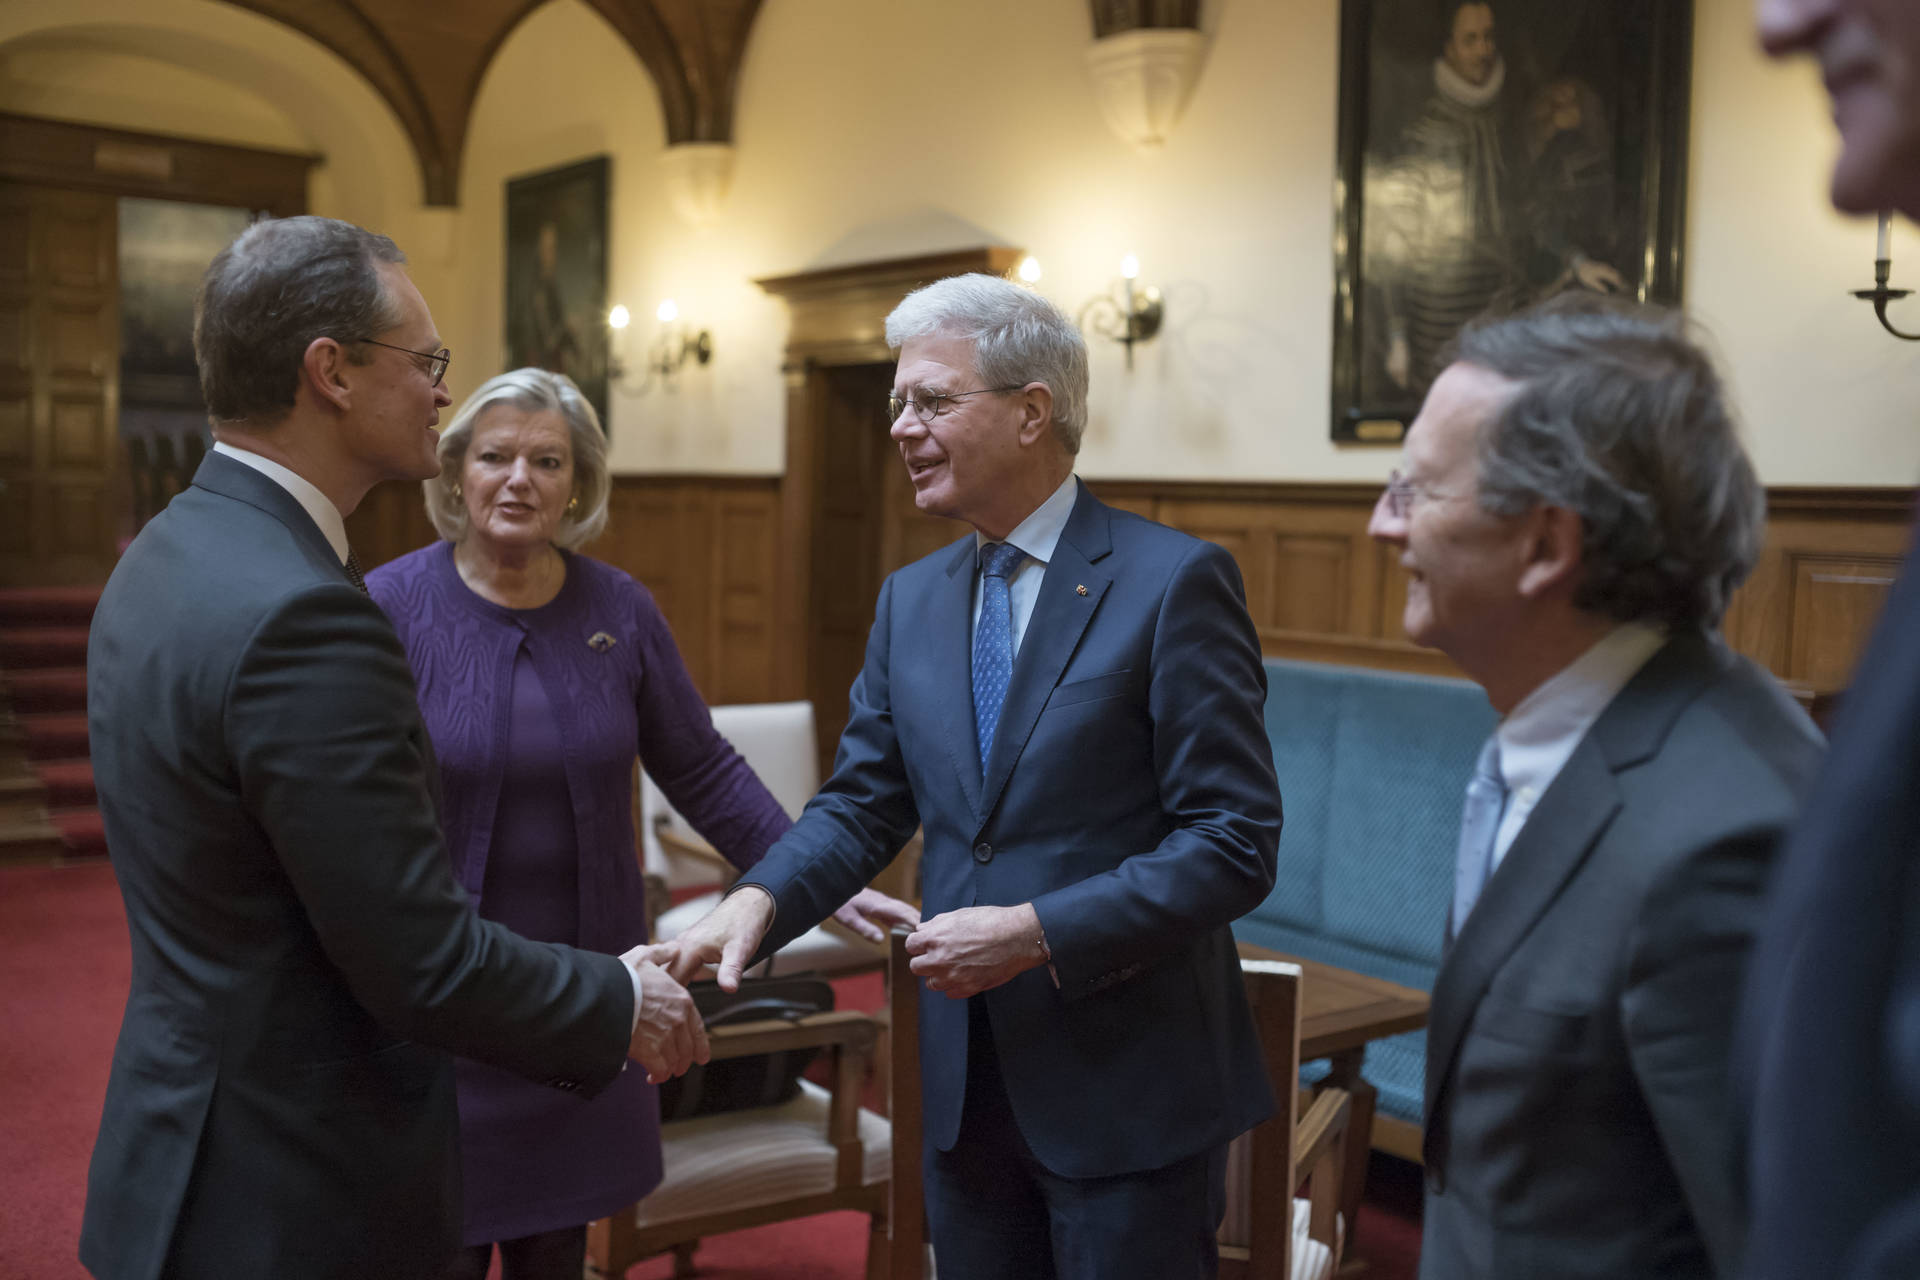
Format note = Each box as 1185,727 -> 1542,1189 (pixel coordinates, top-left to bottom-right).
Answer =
367,541 -> 791,1244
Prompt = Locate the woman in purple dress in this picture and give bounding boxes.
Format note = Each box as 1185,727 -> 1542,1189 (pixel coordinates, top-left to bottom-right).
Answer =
367,368 -> 916,1280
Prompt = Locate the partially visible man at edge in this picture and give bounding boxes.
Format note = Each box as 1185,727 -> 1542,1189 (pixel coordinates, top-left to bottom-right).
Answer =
1371,297 -> 1823,1279
81,215 -> 707,1280
1739,3 -> 1920,1276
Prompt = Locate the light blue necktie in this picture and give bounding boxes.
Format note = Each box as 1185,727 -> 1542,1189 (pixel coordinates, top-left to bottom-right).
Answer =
1450,735 -> 1509,935
971,541 -> 1025,767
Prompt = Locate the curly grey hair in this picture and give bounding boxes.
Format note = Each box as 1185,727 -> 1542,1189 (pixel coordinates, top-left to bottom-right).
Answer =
423,367 -> 610,549
884,272 -> 1089,455
1450,294 -> 1764,631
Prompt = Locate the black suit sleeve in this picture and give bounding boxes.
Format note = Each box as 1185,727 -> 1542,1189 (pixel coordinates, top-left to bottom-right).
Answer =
227,582 -> 632,1094
1622,825 -> 1776,1278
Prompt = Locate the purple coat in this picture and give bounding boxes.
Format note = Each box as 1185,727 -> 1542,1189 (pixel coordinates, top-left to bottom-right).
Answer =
368,540 -> 791,1239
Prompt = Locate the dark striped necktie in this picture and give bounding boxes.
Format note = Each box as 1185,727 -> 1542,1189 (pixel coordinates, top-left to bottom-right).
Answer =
344,549 -> 369,595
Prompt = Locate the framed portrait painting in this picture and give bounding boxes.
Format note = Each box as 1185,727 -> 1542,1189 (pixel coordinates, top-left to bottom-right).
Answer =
1329,0 -> 1692,442
504,156 -> 611,430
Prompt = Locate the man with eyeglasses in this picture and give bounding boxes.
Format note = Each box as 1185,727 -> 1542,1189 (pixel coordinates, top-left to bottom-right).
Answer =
1369,295 -> 1823,1280
80,216 -> 707,1280
656,272 -> 1282,1278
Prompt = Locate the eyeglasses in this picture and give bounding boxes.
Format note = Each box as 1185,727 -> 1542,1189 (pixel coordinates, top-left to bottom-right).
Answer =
355,337 -> 452,387
1380,468 -> 1469,519
887,384 -> 1025,424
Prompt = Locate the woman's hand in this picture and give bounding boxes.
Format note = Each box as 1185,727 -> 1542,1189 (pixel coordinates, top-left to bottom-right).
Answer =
830,888 -> 921,942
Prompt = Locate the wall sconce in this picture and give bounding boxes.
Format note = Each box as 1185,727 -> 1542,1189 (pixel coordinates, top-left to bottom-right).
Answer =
1079,254 -> 1163,369
1854,212 -> 1920,341
1014,254 -> 1043,285
607,299 -> 714,389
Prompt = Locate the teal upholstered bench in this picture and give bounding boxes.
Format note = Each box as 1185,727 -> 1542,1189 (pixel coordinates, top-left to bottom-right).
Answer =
1234,658 -> 1498,1158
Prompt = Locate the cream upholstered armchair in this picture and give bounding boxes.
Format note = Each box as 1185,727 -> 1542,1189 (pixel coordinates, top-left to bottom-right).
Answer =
638,699 -> 920,977
882,939 -> 1348,1280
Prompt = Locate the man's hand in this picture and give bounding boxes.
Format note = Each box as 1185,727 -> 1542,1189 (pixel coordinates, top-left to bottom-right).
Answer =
906,903 -> 1046,999
616,950 -> 710,1084
655,887 -> 777,992
831,888 -> 922,942
1573,257 -> 1626,294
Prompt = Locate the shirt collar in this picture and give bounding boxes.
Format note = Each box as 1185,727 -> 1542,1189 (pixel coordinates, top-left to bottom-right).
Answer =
1495,622 -> 1668,794
975,473 -> 1078,568
212,440 -> 351,564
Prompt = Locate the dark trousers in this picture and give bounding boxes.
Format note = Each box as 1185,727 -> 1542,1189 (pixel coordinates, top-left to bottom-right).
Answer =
442,1225 -> 585,1280
924,999 -> 1228,1280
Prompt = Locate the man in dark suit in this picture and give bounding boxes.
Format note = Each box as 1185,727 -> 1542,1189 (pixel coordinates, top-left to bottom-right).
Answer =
656,273 -> 1280,1278
1740,4 -> 1920,1277
1367,298 -> 1824,1279
81,216 -> 707,1280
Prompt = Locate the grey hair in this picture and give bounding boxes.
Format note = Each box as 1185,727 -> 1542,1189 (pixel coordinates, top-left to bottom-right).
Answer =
884,272 -> 1089,454
423,368 -> 610,550
195,216 -> 406,426
1451,294 -> 1764,631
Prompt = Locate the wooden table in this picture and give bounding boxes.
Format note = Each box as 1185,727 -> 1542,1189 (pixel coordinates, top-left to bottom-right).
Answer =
1237,941 -> 1431,1275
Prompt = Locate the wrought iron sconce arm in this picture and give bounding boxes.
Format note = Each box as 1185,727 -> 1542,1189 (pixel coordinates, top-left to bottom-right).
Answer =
1854,258 -> 1920,341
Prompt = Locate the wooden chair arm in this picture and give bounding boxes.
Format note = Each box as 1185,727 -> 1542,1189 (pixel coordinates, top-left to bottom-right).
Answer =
702,1010 -> 880,1061
1292,1087 -> 1351,1186
655,827 -> 741,883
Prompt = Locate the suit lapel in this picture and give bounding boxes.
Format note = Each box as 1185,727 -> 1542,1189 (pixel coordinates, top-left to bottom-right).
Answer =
929,538 -> 986,821
978,485 -> 1113,823
191,451 -> 350,585
1422,631 -> 1725,1130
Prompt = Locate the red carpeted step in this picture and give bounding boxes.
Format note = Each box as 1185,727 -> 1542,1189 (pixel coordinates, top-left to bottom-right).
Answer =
0,626 -> 90,670
3,667 -> 88,714
49,809 -> 106,858
0,586 -> 101,628
20,712 -> 88,761
34,760 -> 95,809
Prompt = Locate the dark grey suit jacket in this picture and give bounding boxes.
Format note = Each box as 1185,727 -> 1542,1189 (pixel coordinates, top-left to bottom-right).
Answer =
80,453 -> 634,1280
1420,632 -> 1823,1280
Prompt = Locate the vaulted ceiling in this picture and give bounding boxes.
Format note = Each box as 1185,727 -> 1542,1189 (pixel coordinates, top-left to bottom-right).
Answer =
214,0 -> 1189,208
218,0 -> 763,206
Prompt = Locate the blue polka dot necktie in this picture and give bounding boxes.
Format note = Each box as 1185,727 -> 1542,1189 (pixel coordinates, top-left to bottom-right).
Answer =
972,541 -> 1026,767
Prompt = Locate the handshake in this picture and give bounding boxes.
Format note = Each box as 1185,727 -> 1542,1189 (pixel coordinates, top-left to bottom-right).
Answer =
616,885 -> 922,1083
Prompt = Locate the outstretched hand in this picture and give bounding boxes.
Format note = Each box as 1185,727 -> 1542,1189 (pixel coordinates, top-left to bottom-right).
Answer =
615,948 -> 710,1083
830,888 -> 921,942
654,887 -> 777,992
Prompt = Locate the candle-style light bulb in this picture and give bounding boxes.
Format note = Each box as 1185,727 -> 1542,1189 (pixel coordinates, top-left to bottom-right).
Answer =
1017,255 -> 1042,284
1120,253 -> 1140,281
608,304 -> 630,330
657,299 -> 679,324
1879,211 -> 1893,263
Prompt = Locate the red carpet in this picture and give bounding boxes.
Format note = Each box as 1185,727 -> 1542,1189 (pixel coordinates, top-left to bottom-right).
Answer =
0,864 -> 1420,1278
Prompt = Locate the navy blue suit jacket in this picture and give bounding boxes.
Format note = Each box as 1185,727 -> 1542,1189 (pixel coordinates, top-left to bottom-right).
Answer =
740,481 -> 1280,1179
1739,536 -> 1920,1280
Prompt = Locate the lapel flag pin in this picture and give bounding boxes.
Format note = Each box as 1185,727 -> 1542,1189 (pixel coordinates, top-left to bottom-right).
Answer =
588,631 -> 616,652
1076,584 -> 1089,596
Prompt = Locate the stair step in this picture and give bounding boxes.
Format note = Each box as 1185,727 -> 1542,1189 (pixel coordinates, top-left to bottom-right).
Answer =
0,586 -> 101,628
0,817 -> 67,866
19,712 -> 87,761
2,666 -> 88,714
50,808 -> 108,859
0,626 -> 90,670
34,759 -> 95,808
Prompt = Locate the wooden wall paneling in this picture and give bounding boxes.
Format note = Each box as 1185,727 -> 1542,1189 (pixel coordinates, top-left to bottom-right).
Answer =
0,113 -> 314,217
342,478 -> 436,572
710,487 -> 780,705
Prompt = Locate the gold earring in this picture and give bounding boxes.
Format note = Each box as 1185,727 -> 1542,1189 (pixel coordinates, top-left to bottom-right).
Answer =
450,482 -> 462,500
566,495 -> 579,514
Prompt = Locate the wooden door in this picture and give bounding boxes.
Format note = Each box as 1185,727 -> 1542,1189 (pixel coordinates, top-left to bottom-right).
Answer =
0,185 -> 120,586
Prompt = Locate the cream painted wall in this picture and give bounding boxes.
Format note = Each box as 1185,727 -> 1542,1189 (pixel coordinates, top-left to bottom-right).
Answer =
454,0 -> 1918,484
4,0 -> 1915,483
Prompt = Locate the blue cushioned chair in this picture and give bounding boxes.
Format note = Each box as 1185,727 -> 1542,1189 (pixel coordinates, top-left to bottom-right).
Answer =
1234,659 -> 1497,1158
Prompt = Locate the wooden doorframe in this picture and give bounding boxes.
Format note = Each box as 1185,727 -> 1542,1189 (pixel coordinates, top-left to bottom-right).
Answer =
0,112 -> 316,216
754,247 -> 1023,701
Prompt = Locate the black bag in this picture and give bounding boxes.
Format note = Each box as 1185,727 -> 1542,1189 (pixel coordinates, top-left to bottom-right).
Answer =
654,975 -> 835,1121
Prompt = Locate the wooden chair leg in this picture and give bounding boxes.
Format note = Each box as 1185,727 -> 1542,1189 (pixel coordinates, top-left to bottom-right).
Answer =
671,1240 -> 698,1278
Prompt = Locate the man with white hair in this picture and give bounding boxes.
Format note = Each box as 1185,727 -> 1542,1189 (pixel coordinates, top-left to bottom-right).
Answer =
658,272 -> 1282,1278
1739,3 -> 1920,1276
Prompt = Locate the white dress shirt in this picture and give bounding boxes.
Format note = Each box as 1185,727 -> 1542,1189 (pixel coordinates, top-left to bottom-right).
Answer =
1489,622 -> 1668,871
213,441 -> 649,1038
970,473 -> 1079,659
